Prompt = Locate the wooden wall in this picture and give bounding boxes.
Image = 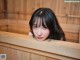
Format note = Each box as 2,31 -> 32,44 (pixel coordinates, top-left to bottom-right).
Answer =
0,0 -> 4,19
0,0 -> 80,42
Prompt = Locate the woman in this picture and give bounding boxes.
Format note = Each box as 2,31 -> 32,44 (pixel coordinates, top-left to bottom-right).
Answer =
29,8 -> 66,41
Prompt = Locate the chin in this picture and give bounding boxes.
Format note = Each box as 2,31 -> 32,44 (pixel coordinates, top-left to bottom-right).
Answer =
36,38 -> 45,41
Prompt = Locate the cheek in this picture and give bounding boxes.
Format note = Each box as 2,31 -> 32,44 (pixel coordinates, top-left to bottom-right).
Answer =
43,29 -> 50,36
32,29 -> 37,34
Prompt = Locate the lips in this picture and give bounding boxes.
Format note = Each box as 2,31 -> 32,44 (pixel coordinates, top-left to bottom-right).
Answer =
37,37 -> 43,39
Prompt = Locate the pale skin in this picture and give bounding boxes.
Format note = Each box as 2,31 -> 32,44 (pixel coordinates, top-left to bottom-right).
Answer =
30,18 -> 50,41
32,26 -> 50,41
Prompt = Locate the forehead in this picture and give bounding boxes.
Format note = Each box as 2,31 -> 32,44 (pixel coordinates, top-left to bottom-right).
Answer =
33,17 -> 47,27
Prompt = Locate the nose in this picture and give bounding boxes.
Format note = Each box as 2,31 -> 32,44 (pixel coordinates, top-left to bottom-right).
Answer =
37,28 -> 42,36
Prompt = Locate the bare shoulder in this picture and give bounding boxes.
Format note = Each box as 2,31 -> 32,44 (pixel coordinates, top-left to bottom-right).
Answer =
28,32 -> 33,36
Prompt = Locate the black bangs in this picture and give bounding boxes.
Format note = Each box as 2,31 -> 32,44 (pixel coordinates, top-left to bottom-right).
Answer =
32,16 -> 48,28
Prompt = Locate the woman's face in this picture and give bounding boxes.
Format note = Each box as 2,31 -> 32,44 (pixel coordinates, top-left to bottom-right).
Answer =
32,19 -> 50,41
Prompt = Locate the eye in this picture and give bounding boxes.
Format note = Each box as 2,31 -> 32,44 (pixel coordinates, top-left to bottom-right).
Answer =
32,25 -> 37,28
42,26 -> 48,30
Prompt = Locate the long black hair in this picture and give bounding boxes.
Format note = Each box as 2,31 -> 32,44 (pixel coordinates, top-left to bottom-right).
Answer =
29,8 -> 66,41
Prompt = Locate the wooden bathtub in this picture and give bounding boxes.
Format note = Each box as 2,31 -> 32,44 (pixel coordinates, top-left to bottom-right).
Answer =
0,31 -> 80,60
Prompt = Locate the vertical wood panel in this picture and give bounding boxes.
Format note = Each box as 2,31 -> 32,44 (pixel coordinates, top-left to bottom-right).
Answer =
17,20 -> 30,34
24,0 -> 27,20
27,0 -> 35,15
0,19 -> 7,31
57,16 -> 67,24
39,56 -> 47,60
73,18 -> 80,25
65,2 -> 80,24
7,20 -> 18,33
65,32 -> 79,42
30,53 -> 48,60
55,0 -> 66,16
79,28 -> 80,43
17,50 -> 23,60
7,0 -> 14,13
42,0 -> 52,8
21,51 -> 30,60
0,0 -> 4,12
34,0 -> 41,10
13,0 -> 20,19
68,17 -> 75,24
19,0 -> 25,20
65,3 -> 70,15
7,0 -> 13,19
31,53 -> 41,60
0,0 -> 4,18
70,3 -> 80,16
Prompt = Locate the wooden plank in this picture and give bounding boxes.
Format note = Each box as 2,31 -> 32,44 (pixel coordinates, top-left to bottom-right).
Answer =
7,13 -> 14,19
0,19 -> 7,26
0,0 -> 4,12
67,17 -> 74,24
0,0 -> 4,18
19,0 -> 25,20
65,3 -> 70,15
7,20 -> 29,34
60,24 -> 80,42
42,0 -> 52,8
50,0 -> 57,13
23,0 -> 27,20
34,0 -> 40,9
60,24 -> 79,33
27,0 -> 35,15
31,53 -> 41,60
0,19 -> 7,31
17,20 -> 30,34
26,15 -> 31,21
69,3 -> 80,16
56,0 -> 66,16
79,27 -> 80,43
65,32 -> 78,42
39,56 -> 47,60
0,46 -> 3,53
7,20 -> 18,32
0,13 -> 4,19
13,0 -> 20,19
67,17 -> 80,24
47,57 -> 59,60
57,16 -> 67,24
7,0 -> 14,13
22,51 -> 30,60
0,42 -> 77,60
30,53 -> 56,60
0,31 -> 80,59
73,18 -> 80,25
7,0 -> 14,19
